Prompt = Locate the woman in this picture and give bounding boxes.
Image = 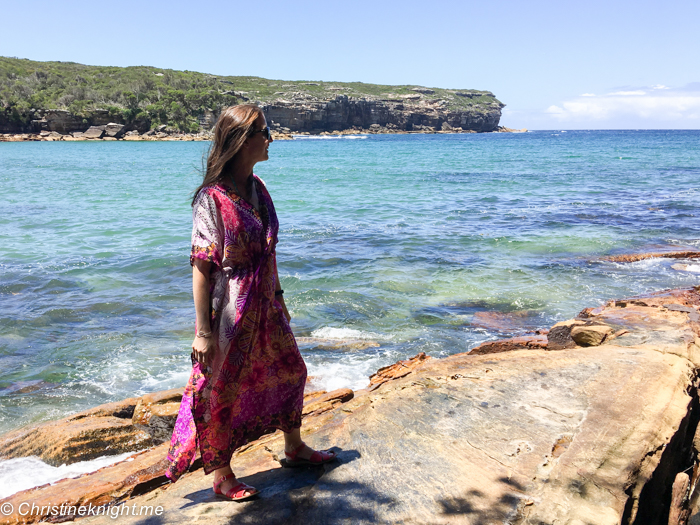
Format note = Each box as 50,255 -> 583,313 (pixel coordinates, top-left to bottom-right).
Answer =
165,104 -> 336,501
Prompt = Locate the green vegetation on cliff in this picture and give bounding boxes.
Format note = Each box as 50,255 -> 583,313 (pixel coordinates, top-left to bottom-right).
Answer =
0,57 -> 500,132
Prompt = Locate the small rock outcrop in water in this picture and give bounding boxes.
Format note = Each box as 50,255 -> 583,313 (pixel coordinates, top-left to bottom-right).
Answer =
3,287 -> 700,524
603,250 -> 700,263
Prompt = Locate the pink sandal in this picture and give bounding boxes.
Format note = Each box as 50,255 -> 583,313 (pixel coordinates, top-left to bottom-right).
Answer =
213,473 -> 259,501
284,442 -> 337,468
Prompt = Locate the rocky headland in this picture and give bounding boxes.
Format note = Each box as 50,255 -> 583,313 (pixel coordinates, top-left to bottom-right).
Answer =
0,57 -> 525,142
3,276 -> 700,523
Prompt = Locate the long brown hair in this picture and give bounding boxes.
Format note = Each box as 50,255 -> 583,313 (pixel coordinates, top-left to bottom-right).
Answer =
192,104 -> 263,206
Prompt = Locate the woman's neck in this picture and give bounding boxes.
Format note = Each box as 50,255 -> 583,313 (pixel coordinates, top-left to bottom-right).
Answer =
224,158 -> 255,197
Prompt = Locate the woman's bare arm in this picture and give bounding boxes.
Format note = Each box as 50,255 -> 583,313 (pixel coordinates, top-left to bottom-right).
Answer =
192,258 -> 216,366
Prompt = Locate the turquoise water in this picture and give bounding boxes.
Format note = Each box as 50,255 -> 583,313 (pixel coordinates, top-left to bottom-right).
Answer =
1,130 -> 699,434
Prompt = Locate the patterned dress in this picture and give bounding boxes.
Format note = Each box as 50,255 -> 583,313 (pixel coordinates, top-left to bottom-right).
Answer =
165,176 -> 307,481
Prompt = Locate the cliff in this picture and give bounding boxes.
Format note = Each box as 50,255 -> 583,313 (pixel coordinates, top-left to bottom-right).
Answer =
0,57 -> 504,135
3,285 -> 700,524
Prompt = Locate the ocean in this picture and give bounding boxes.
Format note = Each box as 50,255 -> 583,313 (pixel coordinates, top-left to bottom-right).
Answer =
1,130 -> 699,449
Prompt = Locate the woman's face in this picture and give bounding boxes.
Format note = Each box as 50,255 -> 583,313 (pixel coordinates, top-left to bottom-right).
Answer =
246,114 -> 273,164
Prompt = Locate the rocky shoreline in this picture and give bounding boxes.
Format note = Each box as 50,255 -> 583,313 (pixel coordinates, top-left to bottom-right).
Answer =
3,275 -> 700,523
0,125 -> 527,143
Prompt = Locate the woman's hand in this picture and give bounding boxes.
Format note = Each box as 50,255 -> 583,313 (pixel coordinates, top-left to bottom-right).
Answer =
276,295 -> 291,323
192,334 -> 216,367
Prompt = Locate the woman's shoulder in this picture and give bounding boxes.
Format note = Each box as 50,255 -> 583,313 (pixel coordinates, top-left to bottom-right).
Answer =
194,184 -> 227,205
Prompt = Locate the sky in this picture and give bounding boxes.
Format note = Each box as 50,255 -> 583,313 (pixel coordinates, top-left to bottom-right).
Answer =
2,0 -> 699,129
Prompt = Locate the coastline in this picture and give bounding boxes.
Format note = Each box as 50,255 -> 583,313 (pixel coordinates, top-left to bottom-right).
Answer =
0,125 -> 527,143
1,284 -> 700,523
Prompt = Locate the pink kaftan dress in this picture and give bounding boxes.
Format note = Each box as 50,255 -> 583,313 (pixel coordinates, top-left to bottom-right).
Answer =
165,176 -> 307,481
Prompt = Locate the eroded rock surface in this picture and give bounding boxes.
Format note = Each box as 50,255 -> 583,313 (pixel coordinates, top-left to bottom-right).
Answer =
132,388 -> 184,444
470,334 -> 548,355
3,287 -> 700,525
0,387 -> 356,524
0,397 -> 149,466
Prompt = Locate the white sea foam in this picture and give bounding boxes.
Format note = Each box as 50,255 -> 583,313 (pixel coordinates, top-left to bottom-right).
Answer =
685,264 -> 700,273
291,135 -> 367,140
310,326 -> 385,340
0,450 -> 141,499
305,360 -> 371,391
610,258 -> 660,270
304,352 -> 399,392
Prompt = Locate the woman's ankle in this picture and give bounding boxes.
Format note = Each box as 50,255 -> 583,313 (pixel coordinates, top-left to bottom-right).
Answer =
284,441 -> 305,454
214,466 -> 233,480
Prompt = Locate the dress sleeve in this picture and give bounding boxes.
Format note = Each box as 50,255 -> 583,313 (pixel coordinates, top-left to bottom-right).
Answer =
190,189 -> 222,268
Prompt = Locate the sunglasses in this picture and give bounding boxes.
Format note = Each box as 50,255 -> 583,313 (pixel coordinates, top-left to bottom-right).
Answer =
250,126 -> 272,140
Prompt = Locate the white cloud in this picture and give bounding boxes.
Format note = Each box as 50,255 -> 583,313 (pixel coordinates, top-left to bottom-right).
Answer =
543,83 -> 700,127
580,93 -> 596,97
607,90 -> 646,96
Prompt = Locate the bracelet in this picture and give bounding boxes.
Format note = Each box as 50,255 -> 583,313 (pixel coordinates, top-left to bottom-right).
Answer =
275,289 -> 284,296
196,330 -> 212,338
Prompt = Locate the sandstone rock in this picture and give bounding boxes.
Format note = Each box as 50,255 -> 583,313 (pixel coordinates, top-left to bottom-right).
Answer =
44,110 -> 86,134
604,250 -> 700,263
470,334 -> 548,355
261,94 -> 503,134
0,397 -> 148,466
0,444 -> 171,525
82,126 -> 106,139
547,319 -> 585,350
669,472 -> 691,525
0,387 -> 358,524
103,123 -> 125,138
570,324 -> 614,346
302,388 -> 354,418
64,290 -> 700,523
132,388 -> 183,443
4,288 -> 700,524
368,352 -> 431,390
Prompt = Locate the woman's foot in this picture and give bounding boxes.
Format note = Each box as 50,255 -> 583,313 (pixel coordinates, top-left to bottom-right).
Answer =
213,470 -> 259,501
284,441 -> 337,467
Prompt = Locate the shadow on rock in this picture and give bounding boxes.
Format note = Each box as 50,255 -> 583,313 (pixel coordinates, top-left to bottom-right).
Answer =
178,449 -> 396,525
437,477 -> 525,525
